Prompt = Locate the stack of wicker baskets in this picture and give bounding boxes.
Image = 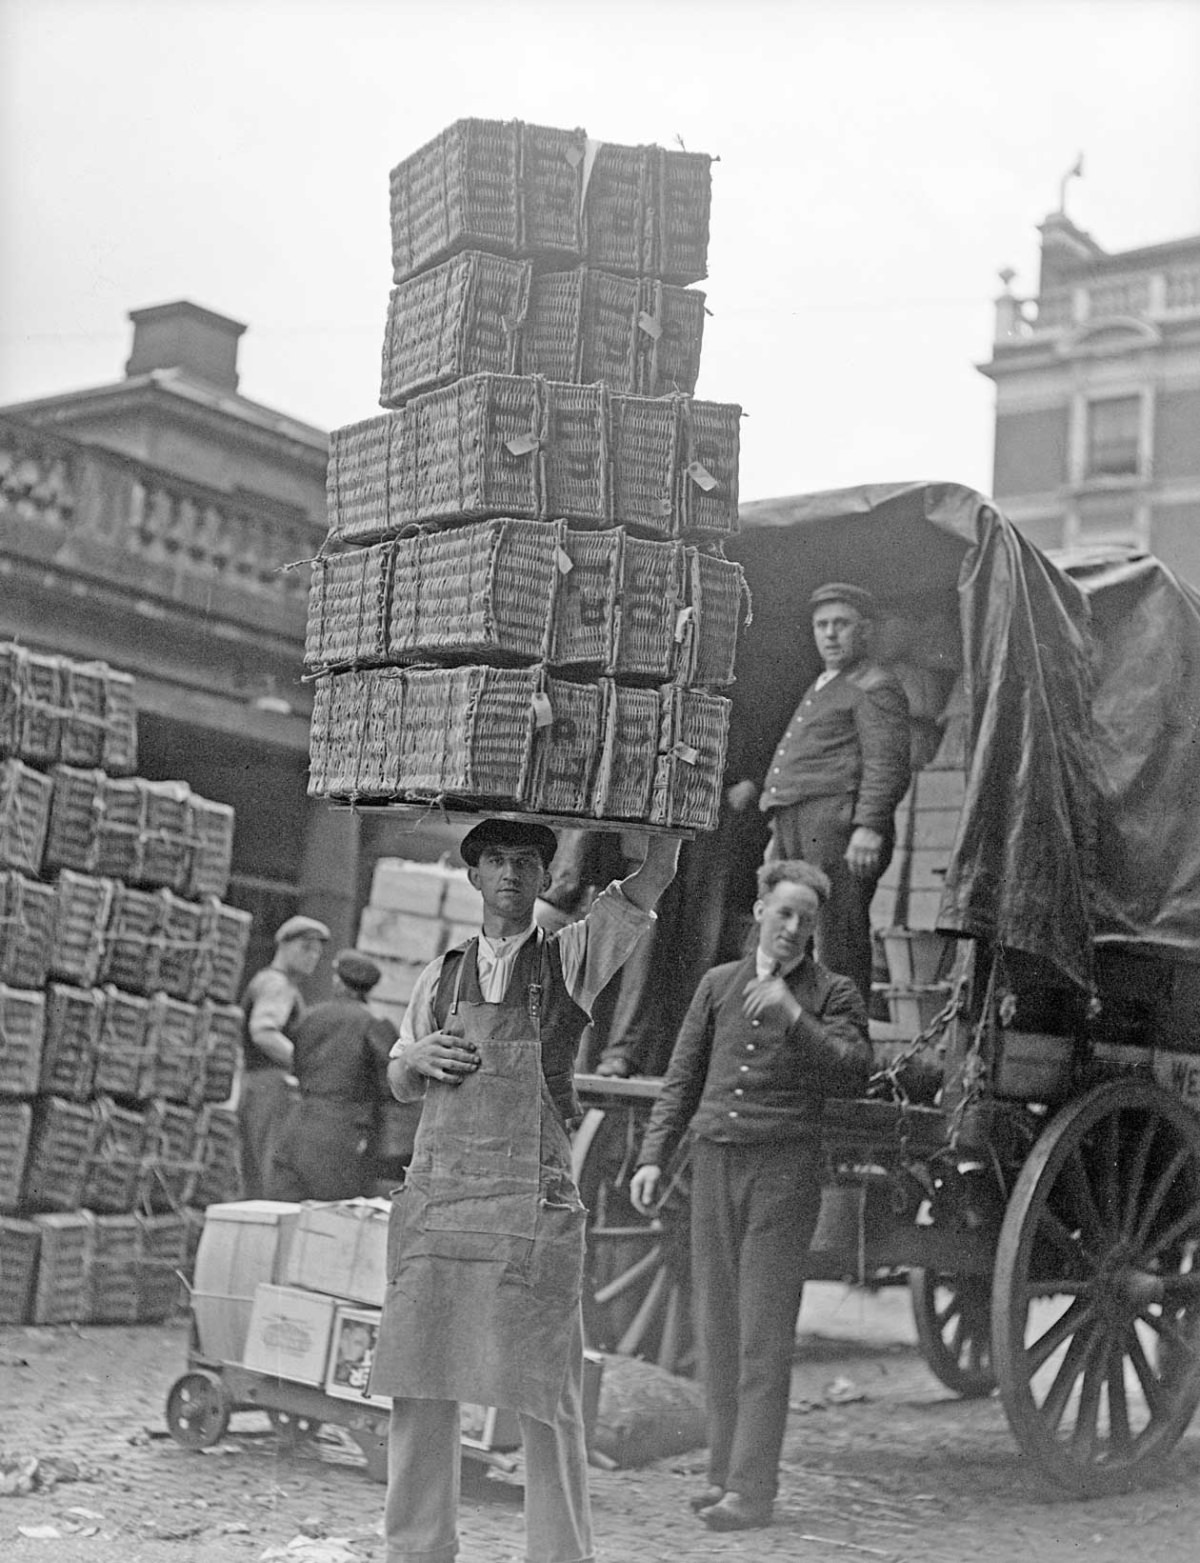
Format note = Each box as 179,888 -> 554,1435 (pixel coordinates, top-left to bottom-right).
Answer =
0,645 -> 248,1327
307,117 -> 749,833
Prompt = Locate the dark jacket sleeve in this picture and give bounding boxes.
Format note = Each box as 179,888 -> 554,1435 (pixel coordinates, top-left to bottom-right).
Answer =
636,970 -> 720,1169
851,668 -> 912,833
790,970 -> 873,1097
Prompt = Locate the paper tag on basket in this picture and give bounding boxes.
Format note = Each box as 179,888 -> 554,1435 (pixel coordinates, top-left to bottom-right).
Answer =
564,143 -> 584,168
685,461 -> 718,492
506,432 -> 540,457
554,545 -> 574,575
674,606 -> 696,641
531,691 -> 555,729
671,741 -> 699,765
637,310 -> 663,341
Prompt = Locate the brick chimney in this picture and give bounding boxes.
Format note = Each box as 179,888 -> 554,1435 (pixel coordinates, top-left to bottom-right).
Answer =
125,301 -> 247,392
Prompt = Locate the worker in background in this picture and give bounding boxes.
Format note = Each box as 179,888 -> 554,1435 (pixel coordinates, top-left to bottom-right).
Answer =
371,817 -> 680,1563
727,583 -> 910,1005
237,914 -> 329,1199
631,860 -> 870,1532
267,948 -> 397,1202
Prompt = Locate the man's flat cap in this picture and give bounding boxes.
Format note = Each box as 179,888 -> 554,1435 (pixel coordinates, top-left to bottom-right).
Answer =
334,949 -> 382,992
809,582 -> 878,617
274,915 -> 332,946
460,818 -> 558,868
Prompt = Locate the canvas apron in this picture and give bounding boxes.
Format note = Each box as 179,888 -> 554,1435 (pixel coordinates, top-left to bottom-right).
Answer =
370,936 -> 587,1424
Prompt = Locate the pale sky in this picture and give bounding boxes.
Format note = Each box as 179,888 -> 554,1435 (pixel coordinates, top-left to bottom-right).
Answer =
2,0 -> 1198,503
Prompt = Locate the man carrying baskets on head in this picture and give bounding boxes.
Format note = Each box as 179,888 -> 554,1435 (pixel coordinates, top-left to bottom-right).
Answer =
370,817 -> 680,1563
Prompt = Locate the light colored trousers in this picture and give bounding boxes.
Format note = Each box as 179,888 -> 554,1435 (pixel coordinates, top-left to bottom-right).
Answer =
384,1318 -> 594,1563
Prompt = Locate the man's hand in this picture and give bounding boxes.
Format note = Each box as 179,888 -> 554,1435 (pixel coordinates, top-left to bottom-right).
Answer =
741,974 -> 802,1026
725,779 -> 759,813
630,1165 -> 662,1216
845,825 -> 884,879
402,1027 -> 481,1085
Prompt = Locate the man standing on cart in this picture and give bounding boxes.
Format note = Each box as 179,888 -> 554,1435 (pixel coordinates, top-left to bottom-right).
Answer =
371,817 -> 679,1563
727,582 -> 910,1005
631,859 -> 870,1531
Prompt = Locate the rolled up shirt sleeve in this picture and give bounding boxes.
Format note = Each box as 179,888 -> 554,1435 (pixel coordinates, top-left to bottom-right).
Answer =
554,881 -> 656,1014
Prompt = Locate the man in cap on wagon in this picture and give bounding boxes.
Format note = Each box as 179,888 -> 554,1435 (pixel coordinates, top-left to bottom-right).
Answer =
727,583 -> 911,1006
267,948 -> 398,1202
237,913 -> 330,1198
371,816 -> 680,1563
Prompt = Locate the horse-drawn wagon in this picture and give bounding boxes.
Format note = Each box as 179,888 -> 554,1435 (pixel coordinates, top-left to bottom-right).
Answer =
570,481 -> 1200,1495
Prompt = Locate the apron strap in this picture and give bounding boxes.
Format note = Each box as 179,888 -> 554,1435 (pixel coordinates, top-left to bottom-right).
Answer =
448,940 -> 474,1016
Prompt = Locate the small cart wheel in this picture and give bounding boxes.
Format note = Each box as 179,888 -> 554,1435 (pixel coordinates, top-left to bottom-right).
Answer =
268,1408 -> 322,1448
993,1078 -> 1200,1494
910,1269 -> 996,1398
165,1370 -> 232,1449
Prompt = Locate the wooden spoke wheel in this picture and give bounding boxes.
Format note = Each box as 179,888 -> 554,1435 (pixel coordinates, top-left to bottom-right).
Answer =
572,1105 -> 695,1375
165,1370 -> 232,1449
910,1269 -> 996,1398
992,1078 -> 1200,1494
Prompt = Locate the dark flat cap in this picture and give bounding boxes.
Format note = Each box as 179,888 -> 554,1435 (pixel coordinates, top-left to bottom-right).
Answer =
274,915 -> 331,945
809,582 -> 878,618
334,948 -> 382,992
460,818 -> 558,868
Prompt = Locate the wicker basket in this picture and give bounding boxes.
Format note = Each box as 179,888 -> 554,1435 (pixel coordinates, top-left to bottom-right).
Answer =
592,683 -> 661,820
381,250 -> 529,407
144,994 -> 204,1106
199,1001 -> 241,1103
611,536 -> 687,680
82,1099 -> 147,1214
147,890 -> 206,1001
526,676 -> 604,815
101,883 -> 162,994
43,764 -> 105,872
0,1100 -> 33,1212
524,268 -> 641,390
87,1213 -> 142,1323
0,1214 -> 40,1324
95,777 -> 192,891
40,982 -> 102,1100
30,1210 -> 94,1324
138,1108 -> 202,1216
50,870 -> 116,988
14,653 -> 66,766
135,1207 -> 190,1315
394,665 -> 538,804
0,759 -> 54,874
609,395 -> 741,540
306,543 -> 393,671
406,375 -> 545,528
95,985 -> 153,1099
102,667 -> 138,776
23,1096 -> 98,1213
637,280 -> 706,396
649,687 -> 731,830
0,983 -> 46,1096
326,414 -> 400,546
192,1104 -> 241,1207
582,143 -> 712,284
198,900 -> 252,1004
679,550 -> 750,688
186,795 -> 235,900
59,660 -> 109,769
547,528 -> 620,669
389,119 -> 585,284
307,667 -> 405,800
0,870 -> 56,988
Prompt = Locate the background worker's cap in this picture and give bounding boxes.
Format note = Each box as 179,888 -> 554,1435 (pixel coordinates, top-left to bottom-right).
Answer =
333,948 -> 381,992
809,581 -> 878,619
460,818 -> 558,869
274,915 -> 332,946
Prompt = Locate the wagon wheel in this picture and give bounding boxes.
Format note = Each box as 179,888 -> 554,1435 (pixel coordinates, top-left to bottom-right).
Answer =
992,1078 -> 1200,1494
910,1269 -> 996,1398
572,1104 -> 695,1375
165,1370 -> 232,1449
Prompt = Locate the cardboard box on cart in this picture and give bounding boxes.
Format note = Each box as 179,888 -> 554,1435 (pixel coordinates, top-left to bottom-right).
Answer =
243,1282 -> 337,1386
191,1200 -> 301,1364
280,1197 -> 391,1308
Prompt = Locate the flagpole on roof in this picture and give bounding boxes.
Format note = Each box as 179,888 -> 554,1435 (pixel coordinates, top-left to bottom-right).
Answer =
1058,153 -> 1085,217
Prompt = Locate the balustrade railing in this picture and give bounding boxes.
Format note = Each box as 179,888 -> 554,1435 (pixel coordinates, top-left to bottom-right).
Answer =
997,261 -> 1200,343
0,415 -> 319,610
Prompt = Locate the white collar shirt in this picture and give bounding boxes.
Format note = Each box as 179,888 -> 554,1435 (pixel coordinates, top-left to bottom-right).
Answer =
474,923 -> 538,1002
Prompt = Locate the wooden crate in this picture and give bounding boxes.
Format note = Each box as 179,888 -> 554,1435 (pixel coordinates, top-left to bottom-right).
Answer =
39,983 -> 102,1100
198,900 -> 252,1004
22,1097 -> 98,1213
186,795 -> 235,900
94,985 -> 153,1099
30,1211 -> 94,1325
0,871 -> 56,989
82,1099 -> 147,1214
0,983 -> 46,1096
0,1100 -> 33,1212
199,1001 -> 241,1104
143,995 -> 205,1105
0,759 -> 54,874
0,1214 -> 40,1324
50,869 -> 115,987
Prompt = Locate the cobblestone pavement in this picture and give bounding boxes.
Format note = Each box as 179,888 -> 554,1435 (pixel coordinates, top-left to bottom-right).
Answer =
3,1285 -> 1200,1563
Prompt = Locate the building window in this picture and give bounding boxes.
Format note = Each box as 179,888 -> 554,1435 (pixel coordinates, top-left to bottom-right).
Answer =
1085,396 -> 1141,478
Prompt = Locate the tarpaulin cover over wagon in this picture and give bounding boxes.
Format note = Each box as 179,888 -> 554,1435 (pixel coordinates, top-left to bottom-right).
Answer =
734,481 -> 1200,992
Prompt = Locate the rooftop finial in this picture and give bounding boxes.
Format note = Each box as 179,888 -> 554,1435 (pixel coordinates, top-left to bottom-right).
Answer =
1058,153 -> 1084,216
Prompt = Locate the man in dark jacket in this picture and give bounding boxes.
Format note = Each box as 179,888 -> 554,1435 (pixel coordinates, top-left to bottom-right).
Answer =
631,859 -> 870,1532
267,948 -> 397,1202
727,582 -> 910,1004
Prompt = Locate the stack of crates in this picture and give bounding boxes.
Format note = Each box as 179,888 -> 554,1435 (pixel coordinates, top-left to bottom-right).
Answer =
0,645 -> 250,1323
